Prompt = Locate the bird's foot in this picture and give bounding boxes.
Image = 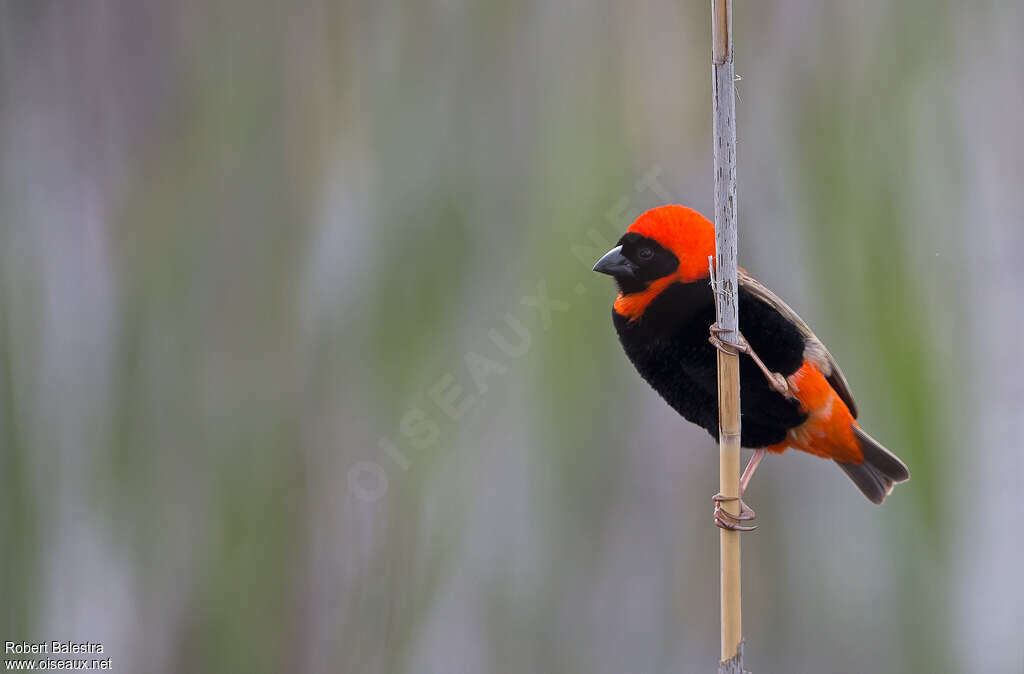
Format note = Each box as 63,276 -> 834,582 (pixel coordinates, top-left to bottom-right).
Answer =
712,493 -> 758,532
708,323 -> 795,400
708,322 -> 749,357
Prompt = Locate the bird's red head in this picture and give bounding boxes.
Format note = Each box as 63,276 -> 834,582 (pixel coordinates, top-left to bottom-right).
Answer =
593,205 -> 716,321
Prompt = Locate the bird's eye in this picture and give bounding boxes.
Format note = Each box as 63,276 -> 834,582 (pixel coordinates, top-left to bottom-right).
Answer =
638,247 -> 654,261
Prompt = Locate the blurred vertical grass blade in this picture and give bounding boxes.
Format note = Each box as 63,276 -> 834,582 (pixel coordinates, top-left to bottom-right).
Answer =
787,3 -> 961,671
0,276 -> 40,638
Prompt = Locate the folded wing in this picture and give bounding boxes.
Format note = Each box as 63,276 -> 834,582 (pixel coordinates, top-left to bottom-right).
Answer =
738,269 -> 859,418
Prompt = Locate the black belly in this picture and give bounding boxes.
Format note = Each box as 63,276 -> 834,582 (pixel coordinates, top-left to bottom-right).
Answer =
613,280 -> 808,448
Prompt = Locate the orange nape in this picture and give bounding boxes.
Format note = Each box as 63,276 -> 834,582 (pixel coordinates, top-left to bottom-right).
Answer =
765,361 -> 863,464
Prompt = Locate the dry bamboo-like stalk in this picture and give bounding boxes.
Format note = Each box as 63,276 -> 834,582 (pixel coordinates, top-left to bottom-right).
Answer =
711,0 -> 745,672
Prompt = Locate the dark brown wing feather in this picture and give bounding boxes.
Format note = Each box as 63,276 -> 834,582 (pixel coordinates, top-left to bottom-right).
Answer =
738,269 -> 859,418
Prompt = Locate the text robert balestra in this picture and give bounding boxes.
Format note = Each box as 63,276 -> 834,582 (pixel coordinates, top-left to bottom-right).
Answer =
6,641 -> 104,655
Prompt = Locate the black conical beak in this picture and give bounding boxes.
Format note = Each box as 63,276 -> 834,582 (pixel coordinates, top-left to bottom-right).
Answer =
593,245 -> 638,277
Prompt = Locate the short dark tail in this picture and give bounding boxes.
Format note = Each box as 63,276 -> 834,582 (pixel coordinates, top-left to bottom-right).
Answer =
835,426 -> 910,504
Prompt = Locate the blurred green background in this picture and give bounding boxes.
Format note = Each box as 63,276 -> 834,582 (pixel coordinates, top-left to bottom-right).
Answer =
1,2 -> 1021,673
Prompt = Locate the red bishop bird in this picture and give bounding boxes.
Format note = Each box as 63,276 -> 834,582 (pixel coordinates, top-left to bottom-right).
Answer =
593,205 -> 909,530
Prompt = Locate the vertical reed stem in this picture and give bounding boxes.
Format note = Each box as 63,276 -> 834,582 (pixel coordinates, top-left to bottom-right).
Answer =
711,0 -> 745,671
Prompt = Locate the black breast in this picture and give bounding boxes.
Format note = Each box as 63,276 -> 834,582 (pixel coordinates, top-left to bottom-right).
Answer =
612,280 -> 808,448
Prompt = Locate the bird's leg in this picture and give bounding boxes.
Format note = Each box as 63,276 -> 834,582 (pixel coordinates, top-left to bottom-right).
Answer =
740,448 -> 766,494
708,323 -> 795,400
707,322 -> 782,531
713,449 -> 767,532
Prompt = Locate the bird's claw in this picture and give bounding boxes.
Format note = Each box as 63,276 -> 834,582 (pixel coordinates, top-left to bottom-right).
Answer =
708,322 -> 749,357
713,493 -> 758,532
708,322 -> 795,400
